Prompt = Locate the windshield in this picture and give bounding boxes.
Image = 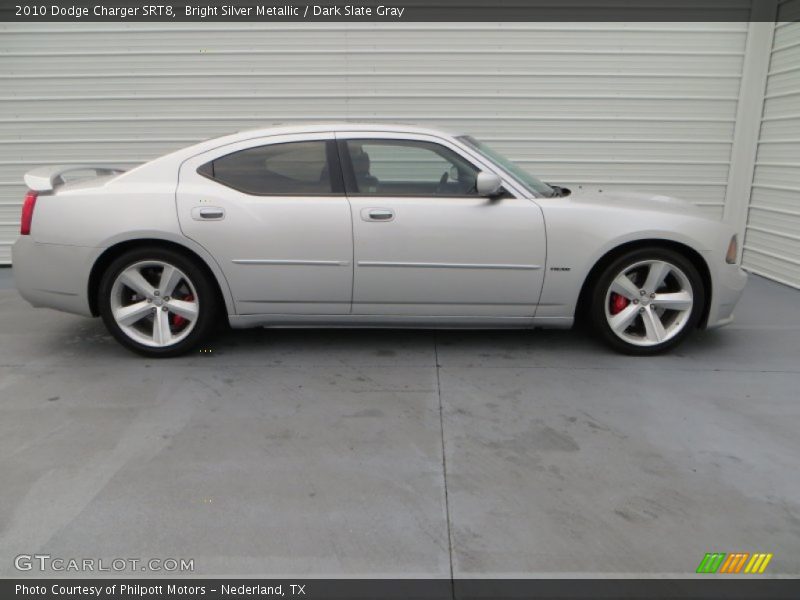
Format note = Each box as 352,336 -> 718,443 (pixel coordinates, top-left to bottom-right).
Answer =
458,135 -> 555,197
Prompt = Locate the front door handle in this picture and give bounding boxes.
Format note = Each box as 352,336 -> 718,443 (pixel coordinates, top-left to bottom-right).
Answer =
191,206 -> 225,221
362,208 -> 395,222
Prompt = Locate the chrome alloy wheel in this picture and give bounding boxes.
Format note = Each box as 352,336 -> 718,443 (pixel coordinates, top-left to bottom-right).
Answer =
109,260 -> 200,348
603,259 -> 694,347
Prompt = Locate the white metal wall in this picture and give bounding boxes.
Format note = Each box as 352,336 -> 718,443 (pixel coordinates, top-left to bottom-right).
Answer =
743,0 -> 800,288
0,21 -> 756,265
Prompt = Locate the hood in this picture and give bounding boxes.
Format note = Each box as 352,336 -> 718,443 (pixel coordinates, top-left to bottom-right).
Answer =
560,187 -> 705,218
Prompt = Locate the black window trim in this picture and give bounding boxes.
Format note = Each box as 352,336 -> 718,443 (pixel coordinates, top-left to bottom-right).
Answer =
196,139 -> 345,197
337,138 -> 487,199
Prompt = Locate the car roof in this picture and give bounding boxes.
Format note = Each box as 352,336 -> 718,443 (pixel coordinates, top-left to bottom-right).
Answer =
233,122 -> 461,138
116,122 -> 467,183
154,122 -> 464,163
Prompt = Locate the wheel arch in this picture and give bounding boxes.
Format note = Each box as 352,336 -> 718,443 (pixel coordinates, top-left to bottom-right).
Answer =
88,237 -> 234,320
575,238 -> 712,329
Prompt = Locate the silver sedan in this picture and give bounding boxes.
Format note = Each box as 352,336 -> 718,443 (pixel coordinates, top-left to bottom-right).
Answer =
13,123 -> 747,357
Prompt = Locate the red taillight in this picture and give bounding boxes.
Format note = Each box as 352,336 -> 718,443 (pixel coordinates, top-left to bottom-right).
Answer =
20,190 -> 37,235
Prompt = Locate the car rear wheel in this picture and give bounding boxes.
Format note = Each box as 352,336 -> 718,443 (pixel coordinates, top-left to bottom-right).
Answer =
589,248 -> 705,355
98,247 -> 218,357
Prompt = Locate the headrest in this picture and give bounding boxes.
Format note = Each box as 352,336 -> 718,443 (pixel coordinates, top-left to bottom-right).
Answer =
351,149 -> 371,174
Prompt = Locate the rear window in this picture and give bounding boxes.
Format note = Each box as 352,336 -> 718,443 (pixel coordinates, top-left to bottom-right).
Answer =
199,141 -> 333,195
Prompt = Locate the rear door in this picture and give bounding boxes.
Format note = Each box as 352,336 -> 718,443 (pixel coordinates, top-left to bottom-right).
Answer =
176,134 -> 353,315
339,133 -> 547,317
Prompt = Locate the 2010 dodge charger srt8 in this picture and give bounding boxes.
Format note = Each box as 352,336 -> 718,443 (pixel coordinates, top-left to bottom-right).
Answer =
13,123 -> 747,357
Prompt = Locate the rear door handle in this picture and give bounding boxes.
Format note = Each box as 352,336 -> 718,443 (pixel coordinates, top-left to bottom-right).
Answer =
191,206 -> 225,221
362,208 -> 395,222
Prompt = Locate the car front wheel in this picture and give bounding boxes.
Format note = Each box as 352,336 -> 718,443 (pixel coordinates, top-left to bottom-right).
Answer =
589,248 -> 705,355
98,247 -> 218,357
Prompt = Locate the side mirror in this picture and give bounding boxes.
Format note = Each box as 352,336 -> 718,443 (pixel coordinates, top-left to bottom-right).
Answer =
476,171 -> 503,198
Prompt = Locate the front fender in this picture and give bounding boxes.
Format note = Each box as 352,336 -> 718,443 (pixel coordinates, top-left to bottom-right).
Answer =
535,202 -> 720,319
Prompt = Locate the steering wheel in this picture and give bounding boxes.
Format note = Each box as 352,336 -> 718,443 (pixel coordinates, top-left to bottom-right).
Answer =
435,171 -> 449,195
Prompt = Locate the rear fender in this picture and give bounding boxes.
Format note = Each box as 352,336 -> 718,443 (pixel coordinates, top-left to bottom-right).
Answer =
89,232 -> 236,317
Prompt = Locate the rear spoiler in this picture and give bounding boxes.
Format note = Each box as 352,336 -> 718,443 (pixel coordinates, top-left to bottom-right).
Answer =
24,165 -> 127,192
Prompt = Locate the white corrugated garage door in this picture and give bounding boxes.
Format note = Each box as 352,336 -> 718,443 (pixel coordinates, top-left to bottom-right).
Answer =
0,21 -> 753,264
744,0 -> 800,288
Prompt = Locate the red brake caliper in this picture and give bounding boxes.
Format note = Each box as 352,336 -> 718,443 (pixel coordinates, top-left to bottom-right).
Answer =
609,292 -> 630,315
171,294 -> 193,328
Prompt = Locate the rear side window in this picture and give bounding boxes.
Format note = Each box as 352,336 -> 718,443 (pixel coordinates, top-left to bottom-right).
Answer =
199,140 -> 337,195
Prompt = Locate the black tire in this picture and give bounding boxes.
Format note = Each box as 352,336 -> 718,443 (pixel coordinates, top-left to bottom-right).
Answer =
98,246 -> 219,357
588,247 -> 705,356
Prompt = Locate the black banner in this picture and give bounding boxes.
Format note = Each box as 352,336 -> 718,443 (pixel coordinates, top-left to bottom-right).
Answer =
4,579 -> 800,600
0,0 -> 791,22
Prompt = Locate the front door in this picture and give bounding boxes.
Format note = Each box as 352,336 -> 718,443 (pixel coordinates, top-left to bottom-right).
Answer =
339,134 -> 547,317
176,135 -> 353,315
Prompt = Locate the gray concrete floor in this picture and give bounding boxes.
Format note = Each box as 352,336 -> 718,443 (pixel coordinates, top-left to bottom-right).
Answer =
0,268 -> 798,577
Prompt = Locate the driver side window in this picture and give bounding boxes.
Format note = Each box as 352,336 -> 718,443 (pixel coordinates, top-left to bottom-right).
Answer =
343,139 -> 480,197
